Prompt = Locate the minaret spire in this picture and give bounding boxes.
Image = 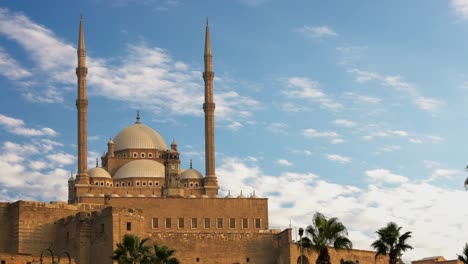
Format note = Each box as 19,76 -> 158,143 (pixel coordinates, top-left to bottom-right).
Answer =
203,19 -> 218,195
75,15 -> 89,185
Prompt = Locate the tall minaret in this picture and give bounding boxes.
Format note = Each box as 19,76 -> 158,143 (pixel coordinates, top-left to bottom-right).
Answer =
203,19 -> 218,194
75,15 -> 89,185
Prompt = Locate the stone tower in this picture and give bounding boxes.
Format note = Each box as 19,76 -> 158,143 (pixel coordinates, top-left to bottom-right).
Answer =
75,15 -> 89,185
203,19 -> 219,195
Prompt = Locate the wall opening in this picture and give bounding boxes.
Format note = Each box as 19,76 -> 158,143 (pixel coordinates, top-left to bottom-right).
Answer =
126,222 -> 131,231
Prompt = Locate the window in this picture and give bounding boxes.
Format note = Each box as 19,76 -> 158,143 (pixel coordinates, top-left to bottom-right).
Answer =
204,218 -> 210,229
101,223 -> 105,232
184,183 -> 187,187
189,183 -> 193,187
116,154 -> 121,158
217,218 -> 223,229
141,152 -> 145,158
152,218 -> 159,229
149,181 -> 153,186
66,232 -> 69,241
229,218 -> 236,229
95,182 -> 99,185
242,218 -> 248,229
191,218 -> 198,229
116,183 -> 120,187
165,218 -> 172,228
195,183 -> 199,187
123,153 -> 127,158
196,258 -> 200,262
100,181 -> 104,186
136,181 -> 140,186
178,218 -> 185,229
246,258 -> 250,262
148,153 -> 153,158
133,152 -> 138,158
155,181 -> 159,186
128,182 -> 132,187
142,181 -> 147,186
126,222 -> 131,231
110,183 -> 113,187
106,182 -> 110,187
255,218 -> 261,229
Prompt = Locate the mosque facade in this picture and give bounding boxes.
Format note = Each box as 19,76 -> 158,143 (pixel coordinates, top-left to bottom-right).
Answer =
0,17 -> 388,264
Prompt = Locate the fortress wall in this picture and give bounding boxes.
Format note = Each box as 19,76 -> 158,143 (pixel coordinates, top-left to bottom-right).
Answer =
0,203 -> 15,254
14,201 -> 105,255
79,197 -> 269,232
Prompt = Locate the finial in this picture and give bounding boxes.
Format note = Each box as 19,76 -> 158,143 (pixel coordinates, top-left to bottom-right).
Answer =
206,17 -> 209,27
204,18 -> 212,56
135,110 -> 141,124
228,190 -> 231,195
190,159 -> 192,169
96,158 -> 98,167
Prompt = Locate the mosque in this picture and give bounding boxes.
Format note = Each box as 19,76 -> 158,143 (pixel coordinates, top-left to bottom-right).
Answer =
0,17 -> 388,264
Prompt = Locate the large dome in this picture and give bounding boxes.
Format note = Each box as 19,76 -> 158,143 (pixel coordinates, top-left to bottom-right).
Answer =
114,159 -> 165,179
113,123 -> 167,151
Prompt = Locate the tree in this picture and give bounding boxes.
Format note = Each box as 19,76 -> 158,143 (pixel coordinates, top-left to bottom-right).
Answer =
151,243 -> 180,264
371,222 -> 413,264
112,234 -> 151,264
458,243 -> 468,264
303,212 -> 353,264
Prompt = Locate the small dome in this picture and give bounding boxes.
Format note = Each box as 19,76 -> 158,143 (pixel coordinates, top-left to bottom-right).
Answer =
84,193 -> 94,197
110,194 -> 120,197
213,194 -> 222,198
113,123 -> 167,151
188,194 -> 196,198
98,193 -> 105,197
150,194 -> 158,198
225,191 -> 234,199
114,160 -> 165,179
136,194 -> 145,197
237,193 -> 246,199
124,194 -> 133,197
68,175 -> 75,182
181,168 -> 203,180
88,167 -> 112,179
201,194 -> 209,198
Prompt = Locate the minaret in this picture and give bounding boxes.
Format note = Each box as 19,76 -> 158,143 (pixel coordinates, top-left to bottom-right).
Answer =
75,15 -> 89,185
203,19 -> 219,194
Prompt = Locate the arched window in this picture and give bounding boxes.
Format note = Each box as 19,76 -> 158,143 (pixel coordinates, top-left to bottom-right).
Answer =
141,153 -> 145,158
136,181 -> 140,186
116,183 -> 120,187
189,183 -> 193,187
155,181 -> 159,186
123,153 -> 127,158
133,152 -> 138,158
142,181 -> 147,186
116,154 -> 121,158
148,153 -> 153,158
95,182 -> 99,185
100,181 -> 104,186
195,183 -> 199,187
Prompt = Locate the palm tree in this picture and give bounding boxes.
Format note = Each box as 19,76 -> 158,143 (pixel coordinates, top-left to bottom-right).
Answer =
151,243 -> 180,264
112,234 -> 151,264
458,243 -> 468,264
371,222 -> 413,264
303,212 -> 353,264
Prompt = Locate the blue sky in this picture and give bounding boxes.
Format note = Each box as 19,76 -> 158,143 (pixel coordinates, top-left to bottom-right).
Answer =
0,0 -> 468,261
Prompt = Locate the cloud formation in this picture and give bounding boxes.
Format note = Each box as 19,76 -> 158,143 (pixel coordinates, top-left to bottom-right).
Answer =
296,25 -> 338,39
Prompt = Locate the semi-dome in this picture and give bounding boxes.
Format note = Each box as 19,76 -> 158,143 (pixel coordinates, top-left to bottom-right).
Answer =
114,159 -> 165,179
113,123 -> 168,151
181,168 -> 203,179
88,167 -> 112,179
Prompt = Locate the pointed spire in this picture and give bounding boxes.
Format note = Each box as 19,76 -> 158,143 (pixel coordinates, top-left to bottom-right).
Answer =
204,18 -> 212,56
95,158 -> 98,167
190,159 -> 192,169
78,15 -> 86,51
135,110 -> 141,124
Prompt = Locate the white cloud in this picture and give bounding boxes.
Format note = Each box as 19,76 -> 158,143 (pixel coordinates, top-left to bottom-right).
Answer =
414,97 -> 445,112
330,138 -> 345,144
365,169 -> 408,184
0,8 -> 259,125
364,129 -> 408,140
346,92 -> 381,104
283,77 -> 342,110
227,121 -> 243,131
334,119 -> 356,127
296,25 -> 338,39
452,0 -> 468,18
409,138 -> 423,144
380,145 -> 401,152
326,154 -> 351,164
347,68 -> 443,112
47,153 -> 75,166
0,46 -> 31,80
427,135 -> 444,143
266,123 -> 288,134
303,128 -> 339,138
217,157 -> 468,261
0,114 -> 58,137
277,159 -> 293,167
